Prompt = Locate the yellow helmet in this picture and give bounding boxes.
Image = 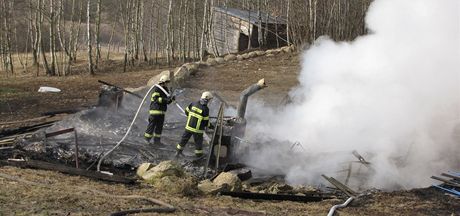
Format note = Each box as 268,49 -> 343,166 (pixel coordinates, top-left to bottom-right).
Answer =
201,91 -> 213,100
159,74 -> 170,84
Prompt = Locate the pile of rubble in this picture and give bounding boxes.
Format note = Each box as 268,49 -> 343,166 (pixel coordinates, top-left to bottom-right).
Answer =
136,160 -> 331,203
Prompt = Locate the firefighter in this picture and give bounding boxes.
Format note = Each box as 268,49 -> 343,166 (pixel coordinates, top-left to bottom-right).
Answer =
175,91 -> 214,158
144,74 -> 174,145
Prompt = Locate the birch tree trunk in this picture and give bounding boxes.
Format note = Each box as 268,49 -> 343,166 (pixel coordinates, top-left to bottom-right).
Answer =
87,0 -> 94,75
165,0 -> 172,65
2,0 -> 14,75
38,0 -> 51,76
199,0 -> 208,61
95,0 -> 102,68
286,0 -> 290,45
29,0 -> 39,66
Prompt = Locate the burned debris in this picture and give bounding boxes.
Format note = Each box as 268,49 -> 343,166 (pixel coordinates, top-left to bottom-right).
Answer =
432,172 -> 460,197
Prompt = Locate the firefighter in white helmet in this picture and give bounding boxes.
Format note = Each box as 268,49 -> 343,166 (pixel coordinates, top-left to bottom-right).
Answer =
176,91 -> 214,158
144,74 -> 174,145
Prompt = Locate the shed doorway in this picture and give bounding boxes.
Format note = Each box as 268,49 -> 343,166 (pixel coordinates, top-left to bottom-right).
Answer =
238,33 -> 249,52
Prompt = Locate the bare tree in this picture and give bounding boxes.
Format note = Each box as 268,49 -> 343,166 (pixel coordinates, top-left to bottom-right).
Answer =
199,0 -> 208,61
87,0 -> 94,74
1,0 -> 14,75
95,0 -> 102,68
165,0 -> 172,65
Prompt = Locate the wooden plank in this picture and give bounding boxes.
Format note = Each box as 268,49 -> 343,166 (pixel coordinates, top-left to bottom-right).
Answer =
431,176 -> 460,187
0,121 -> 56,138
329,176 -> 358,196
0,160 -> 135,184
441,173 -> 460,182
45,127 -> 75,138
322,174 -> 357,197
0,116 -> 50,126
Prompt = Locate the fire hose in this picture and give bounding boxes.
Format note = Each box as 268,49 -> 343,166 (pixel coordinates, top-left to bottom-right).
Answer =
96,84 -> 210,172
153,84 -> 211,142
96,84 -> 156,172
327,196 -> 354,216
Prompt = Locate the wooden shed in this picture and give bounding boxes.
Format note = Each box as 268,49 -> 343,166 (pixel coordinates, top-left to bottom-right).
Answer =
208,7 -> 287,56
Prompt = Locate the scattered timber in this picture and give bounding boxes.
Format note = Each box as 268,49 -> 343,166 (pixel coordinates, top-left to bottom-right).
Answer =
219,191 -> 332,202
322,174 -> 358,197
441,173 -> 460,182
0,116 -> 51,126
98,80 -> 142,99
0,159 -> 135,184
431,176 -> 460,188
0,121 -> 56,138
203,103 -> 224,178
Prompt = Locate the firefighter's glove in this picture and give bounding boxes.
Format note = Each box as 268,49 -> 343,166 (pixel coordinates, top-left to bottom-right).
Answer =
166,96 -> 175,104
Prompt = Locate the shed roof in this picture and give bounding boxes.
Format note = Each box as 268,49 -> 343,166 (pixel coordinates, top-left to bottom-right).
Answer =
213,6 -> 287,25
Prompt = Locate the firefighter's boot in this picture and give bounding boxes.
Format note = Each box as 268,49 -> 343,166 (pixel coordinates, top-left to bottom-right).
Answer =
175,149 -> 184,158
153,137 -> 163,145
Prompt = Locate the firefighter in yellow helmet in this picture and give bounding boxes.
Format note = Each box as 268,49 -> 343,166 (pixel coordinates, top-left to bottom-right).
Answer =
144,74 -> 174,145
175,91 -> 214,158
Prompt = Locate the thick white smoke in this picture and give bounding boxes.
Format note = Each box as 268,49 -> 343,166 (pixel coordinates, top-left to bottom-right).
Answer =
244,0 -> 460,190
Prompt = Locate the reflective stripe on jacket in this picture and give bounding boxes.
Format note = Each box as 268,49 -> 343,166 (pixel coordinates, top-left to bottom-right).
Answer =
185,101 -> 210,133
149,85 -> 170,115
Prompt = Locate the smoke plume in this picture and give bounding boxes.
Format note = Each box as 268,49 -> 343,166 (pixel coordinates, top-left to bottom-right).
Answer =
244,0 -> 460,190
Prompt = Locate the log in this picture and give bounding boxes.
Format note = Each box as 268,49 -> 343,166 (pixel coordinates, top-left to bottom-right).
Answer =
219,191 -> 331,202
0,160 -> 135,184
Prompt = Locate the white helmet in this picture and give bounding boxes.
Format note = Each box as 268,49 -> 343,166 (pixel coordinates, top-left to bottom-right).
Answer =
201,91 -> 213,100
159,74 -> 170,84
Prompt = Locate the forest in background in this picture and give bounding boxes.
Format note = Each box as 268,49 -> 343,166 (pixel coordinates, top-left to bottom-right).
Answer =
0,0 -> 371,77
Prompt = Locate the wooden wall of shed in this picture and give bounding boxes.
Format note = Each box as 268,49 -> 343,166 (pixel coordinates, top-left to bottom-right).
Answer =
210,11 -> 241,56
210,10 -> 287,56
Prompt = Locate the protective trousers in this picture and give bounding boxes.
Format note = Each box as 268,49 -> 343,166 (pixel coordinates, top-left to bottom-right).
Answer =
176,130 -> 204,157
144,114 -> 165,143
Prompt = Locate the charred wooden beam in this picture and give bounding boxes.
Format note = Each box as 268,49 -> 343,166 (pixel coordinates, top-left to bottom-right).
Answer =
98,80 -> 142,99
441,173 -> 460,182
322,174 -> 358,197
0,121 -> 56,138
45,127 -> 75,138
219,191 -> 332,202
352,150 -> 371,165
431,176 -> 460,188
0,160 -> 135,184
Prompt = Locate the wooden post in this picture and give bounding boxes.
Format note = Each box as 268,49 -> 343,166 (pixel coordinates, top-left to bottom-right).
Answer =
74,129 -> 79,168
203,103 -> 224,178
214,104 -> 225,172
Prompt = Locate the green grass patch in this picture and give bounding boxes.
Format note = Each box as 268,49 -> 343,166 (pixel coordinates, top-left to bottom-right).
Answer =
0,87 -> 20,95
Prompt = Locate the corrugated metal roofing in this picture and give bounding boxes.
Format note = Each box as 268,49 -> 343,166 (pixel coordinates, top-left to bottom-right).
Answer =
213,6 -> 287,25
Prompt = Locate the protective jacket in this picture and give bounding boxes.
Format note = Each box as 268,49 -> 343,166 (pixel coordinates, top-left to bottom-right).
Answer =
149,85 -> 171,115
184,101 -> 210,133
